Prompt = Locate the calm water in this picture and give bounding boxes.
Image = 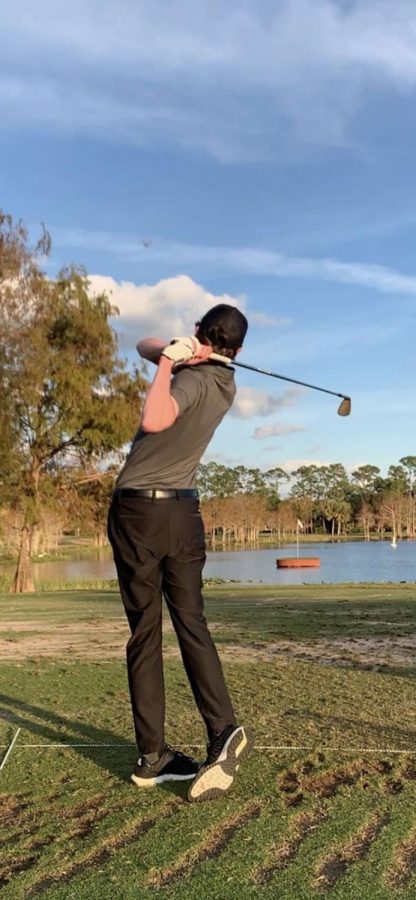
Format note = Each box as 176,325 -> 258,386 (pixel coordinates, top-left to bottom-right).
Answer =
14,539 -> 416,585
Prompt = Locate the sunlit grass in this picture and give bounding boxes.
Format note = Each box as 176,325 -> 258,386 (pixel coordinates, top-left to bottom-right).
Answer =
1,584 -> 416,898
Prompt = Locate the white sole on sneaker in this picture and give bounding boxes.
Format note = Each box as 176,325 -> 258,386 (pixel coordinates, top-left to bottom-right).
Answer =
131,772 -> 196,787
190,767 -> 234,798
188,726 -> 252,803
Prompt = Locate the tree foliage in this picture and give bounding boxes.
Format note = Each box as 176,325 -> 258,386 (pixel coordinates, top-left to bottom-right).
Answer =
0,212 -> 147,591
197,460 -> 416,544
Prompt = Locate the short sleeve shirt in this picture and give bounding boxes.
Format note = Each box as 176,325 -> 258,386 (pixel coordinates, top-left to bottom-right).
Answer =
116,362 -> 236,490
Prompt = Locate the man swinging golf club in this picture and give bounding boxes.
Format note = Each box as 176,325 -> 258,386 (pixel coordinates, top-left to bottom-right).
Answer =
108,304 -> 251,802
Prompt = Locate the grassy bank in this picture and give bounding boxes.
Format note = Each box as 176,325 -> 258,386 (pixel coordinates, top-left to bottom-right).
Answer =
1,584 -> 416,898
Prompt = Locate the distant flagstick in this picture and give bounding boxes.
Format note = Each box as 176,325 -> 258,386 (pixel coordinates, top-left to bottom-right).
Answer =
296,519 -> 304,558
210,353 -> 352,417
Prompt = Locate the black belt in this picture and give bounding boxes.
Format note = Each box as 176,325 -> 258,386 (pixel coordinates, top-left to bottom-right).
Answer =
114,488 -> 199,500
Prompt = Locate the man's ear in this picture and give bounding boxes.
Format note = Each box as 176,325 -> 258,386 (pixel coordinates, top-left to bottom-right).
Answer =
235,347 -> 242,355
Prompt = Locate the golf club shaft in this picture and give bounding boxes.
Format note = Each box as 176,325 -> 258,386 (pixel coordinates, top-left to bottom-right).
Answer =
210,353 -> 350,402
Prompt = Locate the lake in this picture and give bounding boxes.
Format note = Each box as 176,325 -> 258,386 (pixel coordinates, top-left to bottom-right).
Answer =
11,539 -> 416,586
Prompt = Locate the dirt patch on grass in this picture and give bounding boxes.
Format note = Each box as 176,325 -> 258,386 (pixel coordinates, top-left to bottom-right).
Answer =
278,770 -> 300,794
60,792 -> 108,820
0,621 -> 129,660
385,828 -> 416,889
66,797 -> 138,839
25,836 -> 55,853
1,604 -> 415,673
1,611 -> 415,668
314,812 -> 388,890
148,800 -> 262,888
398,756 -> 416,781
381,778 -> 404,795
252,805 -> 328,885
0,854 -> 38,889
27,798 -> 182,897
276,758 -> 393,802
283,792 -> 304,808
0,619 -> 237,660
229,635 -> 416,670
0,818 -> 41,851
303,762 -> 368,798
0,793 -> 30,826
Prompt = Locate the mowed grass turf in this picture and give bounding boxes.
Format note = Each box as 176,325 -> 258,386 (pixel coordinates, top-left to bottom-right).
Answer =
1,583 -> 416,899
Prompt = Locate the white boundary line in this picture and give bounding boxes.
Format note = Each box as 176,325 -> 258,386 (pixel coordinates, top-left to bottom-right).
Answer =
253,746 -> 416,754
0,740 -> 414,754
0,727 -> 21,771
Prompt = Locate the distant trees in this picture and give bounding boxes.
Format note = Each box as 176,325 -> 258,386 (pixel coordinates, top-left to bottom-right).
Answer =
400,456 -> 416,538
0,212 -> 147,591
197,460 -> 416,545
289,463 -> 350,536
197,463 -> 290,544
197,462 -> 289,504
53,467 -> 117,550
379,464 -> 412,544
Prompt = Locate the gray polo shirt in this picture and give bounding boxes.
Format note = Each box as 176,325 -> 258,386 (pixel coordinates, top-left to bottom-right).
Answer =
116,362 -> 236,490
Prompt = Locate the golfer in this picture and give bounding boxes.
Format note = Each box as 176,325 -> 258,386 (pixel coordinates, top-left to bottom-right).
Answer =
108,304 -> 251,802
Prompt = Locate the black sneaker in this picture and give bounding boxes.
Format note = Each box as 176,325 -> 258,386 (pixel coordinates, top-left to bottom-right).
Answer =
188,725 -> 252,802
131,747 -> 199,787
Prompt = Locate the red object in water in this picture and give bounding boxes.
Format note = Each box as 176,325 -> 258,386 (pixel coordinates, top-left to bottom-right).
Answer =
276,557 -> 321,568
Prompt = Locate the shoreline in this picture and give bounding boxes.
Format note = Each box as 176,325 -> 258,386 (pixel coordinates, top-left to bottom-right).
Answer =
1,532 -> 413,568
1,580 -> 416,597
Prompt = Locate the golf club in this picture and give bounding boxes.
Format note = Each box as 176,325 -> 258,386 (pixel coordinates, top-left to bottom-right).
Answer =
209,353 -> 352,416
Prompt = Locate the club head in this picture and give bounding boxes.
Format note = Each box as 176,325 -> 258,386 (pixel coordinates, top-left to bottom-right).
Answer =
337,397 -> 351,417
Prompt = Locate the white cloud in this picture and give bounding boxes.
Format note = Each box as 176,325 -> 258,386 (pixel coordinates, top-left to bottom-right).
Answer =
88,273 -> 287,347
279,459 -> 368,477
143,240 -> 416,297
77,233 -> 416,297
249,311 -> 291,327
89,274 -> 242,345
5,0 -> 416,83
279,459 -> 333,473
230,387 -> 302,420
253,423 -> 308,440
3,1 -> 416,158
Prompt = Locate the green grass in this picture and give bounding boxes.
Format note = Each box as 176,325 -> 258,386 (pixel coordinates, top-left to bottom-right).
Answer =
1,584 -> 416,898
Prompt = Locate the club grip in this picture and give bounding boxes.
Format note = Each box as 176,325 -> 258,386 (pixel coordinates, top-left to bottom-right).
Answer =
210,352 -> 232,365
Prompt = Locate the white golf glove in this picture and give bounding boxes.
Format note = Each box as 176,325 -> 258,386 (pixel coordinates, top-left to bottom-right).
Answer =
161,336 -> 201,365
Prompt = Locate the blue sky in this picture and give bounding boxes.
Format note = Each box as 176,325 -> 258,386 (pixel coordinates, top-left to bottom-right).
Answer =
1,0 -> 414,477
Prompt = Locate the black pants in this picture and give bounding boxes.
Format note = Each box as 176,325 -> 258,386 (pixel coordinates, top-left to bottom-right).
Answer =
107,493 -> 236,755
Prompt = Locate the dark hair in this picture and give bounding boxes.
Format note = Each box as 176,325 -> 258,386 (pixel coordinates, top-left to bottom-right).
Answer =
196,304 -> 248,359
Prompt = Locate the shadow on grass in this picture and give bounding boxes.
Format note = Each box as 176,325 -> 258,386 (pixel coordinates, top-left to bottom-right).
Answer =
285,706 -> 416,746
0,693 -> 199,800
0,692 -> 137,782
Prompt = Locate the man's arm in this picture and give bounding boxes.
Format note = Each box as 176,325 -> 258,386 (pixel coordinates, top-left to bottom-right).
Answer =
140,336 -> 212,433
136,337 -> 166,365
140,357 -> 179,432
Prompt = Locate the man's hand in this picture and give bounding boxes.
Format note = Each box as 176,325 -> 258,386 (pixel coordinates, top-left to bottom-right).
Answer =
183,344 -> 213,366
169,336 -> 213,367
161,336 -> 201,365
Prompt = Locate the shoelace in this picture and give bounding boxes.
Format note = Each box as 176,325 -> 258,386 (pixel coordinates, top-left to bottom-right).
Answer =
137,746 -> 192,768
164,745 -> 193,763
